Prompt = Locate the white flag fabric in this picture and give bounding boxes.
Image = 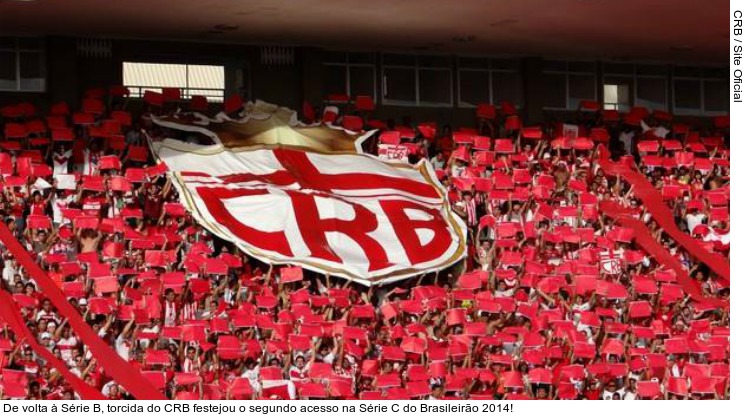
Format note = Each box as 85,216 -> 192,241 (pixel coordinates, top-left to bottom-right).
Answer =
148,103 -> 466,285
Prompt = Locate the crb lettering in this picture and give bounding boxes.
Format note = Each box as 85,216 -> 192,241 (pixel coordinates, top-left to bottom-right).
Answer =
288,191 -> 393,272
164,404 -> 190,413
379,199 -> 456,264
196,187 -> 293,256
196,186 -> 459,275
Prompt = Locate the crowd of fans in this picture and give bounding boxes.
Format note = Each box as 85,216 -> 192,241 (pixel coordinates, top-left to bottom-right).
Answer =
0,88 -> 730,400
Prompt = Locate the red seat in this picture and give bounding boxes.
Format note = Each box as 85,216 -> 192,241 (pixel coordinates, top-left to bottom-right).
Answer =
101,119 -> 121,135
505,115 -> 521,131
223,94 -> 243,114
24,120 -> 46,134
46,116 -> 68,130
189,95 -> 208,112
713,115 -> 729,128
321,106 -> 339,124
109,85 -> 131,97
341,115 -> 363,131
143,90 -> 164,107
73,112 -> 95,125
17,102 -> 36,118
162,87 -> 181,102
476,103 -> 496,119
379,131 -> 401,145
110,111 -> 132,127
82,98 -> 105,115
4,123 -> 27,139
302,101 -> 316,122
580,100 -> 600,111
355,95 -> 375,112
1,105 -> 22,119
494,139 -> 515,153
500,101 -> 517,116
601,109 -> 620,121
50,102 -> 70,116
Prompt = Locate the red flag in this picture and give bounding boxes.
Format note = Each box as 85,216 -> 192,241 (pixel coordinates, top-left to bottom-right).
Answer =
279,266 -> 303,283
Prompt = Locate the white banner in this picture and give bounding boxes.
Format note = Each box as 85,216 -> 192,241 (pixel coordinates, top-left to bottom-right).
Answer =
147,101 -> 466,286
378,144 -> 410,162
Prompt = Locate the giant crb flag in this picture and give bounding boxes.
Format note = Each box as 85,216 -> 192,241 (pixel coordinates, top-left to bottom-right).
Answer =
148,101 -> 466,285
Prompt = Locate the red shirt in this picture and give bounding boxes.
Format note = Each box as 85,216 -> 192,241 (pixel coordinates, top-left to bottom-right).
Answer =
30,201 -> 46,215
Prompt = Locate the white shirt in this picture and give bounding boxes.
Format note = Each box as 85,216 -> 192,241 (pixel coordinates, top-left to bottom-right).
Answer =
52,150 -> 72,175
82,149 -> 100,176
57,336 -> 78,363
2,264 -> 16,285
322,353 -> 336,364
241,365 -> 261,392
115,335 -> 131,361
494,288 -> 515,298
704,230 -> 730,245
619,132 -> 634,154
685,213 -> 706,233
52,194 -> 76,225
641,120 -> 670,139
602,388 -> 625,400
